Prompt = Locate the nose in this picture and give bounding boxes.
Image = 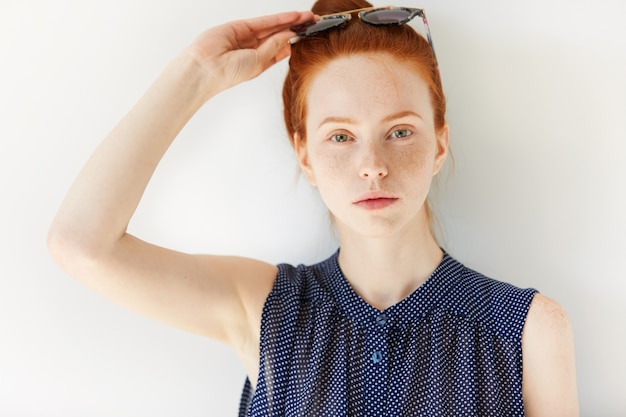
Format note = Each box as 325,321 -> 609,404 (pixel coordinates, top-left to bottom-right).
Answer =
358,142 -> 388,179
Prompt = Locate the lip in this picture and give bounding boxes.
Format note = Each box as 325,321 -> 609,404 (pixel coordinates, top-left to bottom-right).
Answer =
353,192 -> 399,210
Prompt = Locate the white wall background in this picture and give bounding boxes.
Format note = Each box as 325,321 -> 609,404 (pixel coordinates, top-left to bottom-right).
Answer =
1,0 -> 624,415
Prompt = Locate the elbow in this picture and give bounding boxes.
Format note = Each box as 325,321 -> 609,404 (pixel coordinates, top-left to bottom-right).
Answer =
47,222 -> 74,271
47,220 -> 106,277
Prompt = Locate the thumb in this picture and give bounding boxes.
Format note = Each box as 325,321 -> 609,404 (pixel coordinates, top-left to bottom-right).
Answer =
255,30 -> 295,71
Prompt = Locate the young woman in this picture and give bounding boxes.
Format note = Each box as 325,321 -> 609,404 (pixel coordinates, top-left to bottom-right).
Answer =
48,0 -> 578,415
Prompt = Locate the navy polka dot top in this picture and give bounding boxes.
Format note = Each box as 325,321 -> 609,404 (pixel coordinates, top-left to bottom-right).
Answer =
239,250 -> 537,416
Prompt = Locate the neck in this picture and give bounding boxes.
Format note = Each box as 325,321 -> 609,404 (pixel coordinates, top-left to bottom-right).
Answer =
336,221 -> 443,311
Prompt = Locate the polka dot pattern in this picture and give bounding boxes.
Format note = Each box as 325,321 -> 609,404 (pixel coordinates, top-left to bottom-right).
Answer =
239,251 -> 537,416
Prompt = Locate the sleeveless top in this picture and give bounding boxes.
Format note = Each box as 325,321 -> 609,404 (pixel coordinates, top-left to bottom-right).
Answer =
238,251 -> 537,416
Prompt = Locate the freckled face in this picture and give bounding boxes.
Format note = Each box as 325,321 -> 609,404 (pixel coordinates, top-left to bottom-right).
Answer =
297,53 -> 448,238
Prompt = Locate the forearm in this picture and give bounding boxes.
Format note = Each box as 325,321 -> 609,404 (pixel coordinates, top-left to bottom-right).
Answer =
49,48 -> 217,260
49,10 -> 313,269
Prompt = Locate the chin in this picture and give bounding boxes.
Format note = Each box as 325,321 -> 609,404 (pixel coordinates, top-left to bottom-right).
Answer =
339,218 -> 406,239
337,211 -> 430,240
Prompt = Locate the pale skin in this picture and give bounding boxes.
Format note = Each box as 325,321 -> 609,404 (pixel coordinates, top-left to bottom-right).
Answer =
47,10 -> 578,416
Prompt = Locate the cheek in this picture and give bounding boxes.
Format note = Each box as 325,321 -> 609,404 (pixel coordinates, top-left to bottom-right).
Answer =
310,151 -> 352,183
390,144 -> 435,180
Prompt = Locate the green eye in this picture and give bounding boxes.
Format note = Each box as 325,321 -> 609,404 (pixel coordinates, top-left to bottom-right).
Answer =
331,133 -> 350,143
390,129 -> 412,139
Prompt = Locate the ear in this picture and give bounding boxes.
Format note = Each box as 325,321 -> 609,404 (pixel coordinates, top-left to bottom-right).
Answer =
432,124 -> 450,176
294,133 -> 317,187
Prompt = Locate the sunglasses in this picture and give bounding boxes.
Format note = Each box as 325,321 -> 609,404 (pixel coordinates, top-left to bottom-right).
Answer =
289,6 -> 437,64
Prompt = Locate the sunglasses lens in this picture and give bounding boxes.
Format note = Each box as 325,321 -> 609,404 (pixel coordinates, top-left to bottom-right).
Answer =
361,8 -> 416,25
292,15 -> 348,36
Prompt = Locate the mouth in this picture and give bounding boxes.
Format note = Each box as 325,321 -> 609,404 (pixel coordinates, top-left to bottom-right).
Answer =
353,193 -> 399,210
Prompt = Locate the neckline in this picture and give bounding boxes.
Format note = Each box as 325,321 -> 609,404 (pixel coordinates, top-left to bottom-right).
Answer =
322,249 -> 461,327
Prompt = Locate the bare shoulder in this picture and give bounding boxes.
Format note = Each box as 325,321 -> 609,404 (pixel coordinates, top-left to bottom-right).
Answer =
202,254 -> 278,334
522,293 -> 579,417
525,293 -> 572,334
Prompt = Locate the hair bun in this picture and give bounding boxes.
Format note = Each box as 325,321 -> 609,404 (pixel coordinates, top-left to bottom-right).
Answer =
311,0 -> 374,16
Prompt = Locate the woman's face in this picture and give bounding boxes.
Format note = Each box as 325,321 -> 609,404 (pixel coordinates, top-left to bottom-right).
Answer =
296,53 -> 448,239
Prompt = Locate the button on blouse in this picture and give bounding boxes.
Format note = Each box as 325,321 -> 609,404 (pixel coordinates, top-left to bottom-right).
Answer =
239,250 -> 537,416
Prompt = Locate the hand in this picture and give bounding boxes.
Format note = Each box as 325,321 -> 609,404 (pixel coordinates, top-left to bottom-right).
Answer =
188,11 -> 315,92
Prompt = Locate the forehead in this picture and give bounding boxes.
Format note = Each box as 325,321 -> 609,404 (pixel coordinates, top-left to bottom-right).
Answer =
305,53 -> 434,127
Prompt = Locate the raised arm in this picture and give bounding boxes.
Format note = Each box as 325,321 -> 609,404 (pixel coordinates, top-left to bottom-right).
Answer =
47,11 -> 314,352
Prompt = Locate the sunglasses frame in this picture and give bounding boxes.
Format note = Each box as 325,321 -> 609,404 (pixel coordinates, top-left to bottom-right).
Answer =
290,6 -> 437,65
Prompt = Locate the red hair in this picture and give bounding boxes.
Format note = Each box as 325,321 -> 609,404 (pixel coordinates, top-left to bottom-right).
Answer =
283,0 -> 446,146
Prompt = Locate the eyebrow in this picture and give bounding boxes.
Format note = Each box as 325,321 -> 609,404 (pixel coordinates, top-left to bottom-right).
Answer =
317,110 -> 423,129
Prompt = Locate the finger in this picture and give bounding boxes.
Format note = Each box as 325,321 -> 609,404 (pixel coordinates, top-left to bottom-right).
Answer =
239,11 -> 315,40
254,30 -> 296,72
274,40 -> 293,63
